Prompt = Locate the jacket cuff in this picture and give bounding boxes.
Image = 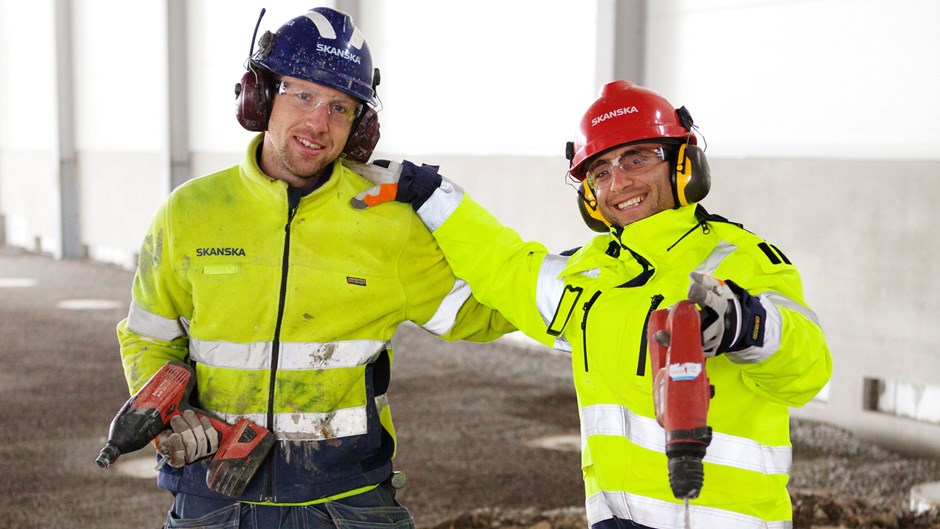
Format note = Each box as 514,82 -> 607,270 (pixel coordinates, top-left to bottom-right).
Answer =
726,296 -> 781,364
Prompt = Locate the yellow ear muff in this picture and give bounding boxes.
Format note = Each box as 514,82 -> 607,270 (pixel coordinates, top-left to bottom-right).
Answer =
578,180 -> 611,232
671,143 -> 711,207
674,143 -> 694,206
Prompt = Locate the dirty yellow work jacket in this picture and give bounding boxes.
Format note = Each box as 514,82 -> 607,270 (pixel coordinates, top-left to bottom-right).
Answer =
116,134 -> 513,504
412,178 -> 831,529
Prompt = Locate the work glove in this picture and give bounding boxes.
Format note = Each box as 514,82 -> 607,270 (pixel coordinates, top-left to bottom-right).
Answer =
687,272 -> 767,358
155,409 -> 220,468
348,160 -> 442,211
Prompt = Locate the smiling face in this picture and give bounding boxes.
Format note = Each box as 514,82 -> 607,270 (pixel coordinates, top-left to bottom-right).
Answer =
585,142 -> 676,227
259,76 -> 357,189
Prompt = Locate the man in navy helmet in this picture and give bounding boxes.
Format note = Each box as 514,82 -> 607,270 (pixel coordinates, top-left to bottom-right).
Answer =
351,80 -> 831,529
116,7 -> 513,528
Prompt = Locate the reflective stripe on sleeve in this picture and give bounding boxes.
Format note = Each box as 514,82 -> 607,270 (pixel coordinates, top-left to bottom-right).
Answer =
420,278 -> 472,336
126,301 -> 188,341
728,291 -> 823,364
190,339 -> 388,370
586,490 -> 791,529
693,241 -> 738,276
536,254 -> 569,327
580,404 -> 791,474
417,178 -> 465,232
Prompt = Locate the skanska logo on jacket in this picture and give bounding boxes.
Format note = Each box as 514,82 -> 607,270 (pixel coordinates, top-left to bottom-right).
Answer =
591,106 -> 639,126
196,247 -> 246,257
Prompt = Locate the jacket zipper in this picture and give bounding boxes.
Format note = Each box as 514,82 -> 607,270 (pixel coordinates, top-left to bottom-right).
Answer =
264,191 -> 301,502
635,294 -> 665,376
581,291 -> 602,372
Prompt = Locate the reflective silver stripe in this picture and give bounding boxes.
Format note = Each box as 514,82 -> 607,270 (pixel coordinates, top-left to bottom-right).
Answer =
707,430 -> 791,474
211,407 -> 367,441
693,241 -> 737,276
586,490 -> 791,529
765,291 -> 821,327
417,177 -> 464,232
190,339 -> 388,370
581,404 -> 664,453
126,301 -> 187,341
421,278 -> 471,336
553,337 -> 572,353
581,404 -> 791,474
208,394 -> 388,442
536,254 -> 568,326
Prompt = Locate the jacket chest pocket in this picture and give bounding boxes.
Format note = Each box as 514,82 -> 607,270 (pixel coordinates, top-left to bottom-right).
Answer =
577,290 -> 666,386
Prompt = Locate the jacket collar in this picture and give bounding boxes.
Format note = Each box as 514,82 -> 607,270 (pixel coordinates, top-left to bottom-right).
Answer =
562,205 -> 704,277
239,133 -> 343,207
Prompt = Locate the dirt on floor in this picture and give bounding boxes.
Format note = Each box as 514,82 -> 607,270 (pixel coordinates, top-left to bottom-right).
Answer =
1,246 -> 939,529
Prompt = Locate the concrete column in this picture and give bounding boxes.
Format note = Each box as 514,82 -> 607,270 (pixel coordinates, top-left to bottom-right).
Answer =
596,0 -> 646,87
167,0 -> 191,192
54,0 -> 80,259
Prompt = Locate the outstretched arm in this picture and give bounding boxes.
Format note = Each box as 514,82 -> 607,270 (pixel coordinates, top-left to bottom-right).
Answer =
349,160 -> 566,350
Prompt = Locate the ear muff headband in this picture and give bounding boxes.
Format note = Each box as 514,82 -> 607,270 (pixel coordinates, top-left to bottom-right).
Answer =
671,143 -> 711,206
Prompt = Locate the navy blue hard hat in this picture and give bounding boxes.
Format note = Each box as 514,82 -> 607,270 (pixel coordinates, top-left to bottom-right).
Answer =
252,7 -> 376,105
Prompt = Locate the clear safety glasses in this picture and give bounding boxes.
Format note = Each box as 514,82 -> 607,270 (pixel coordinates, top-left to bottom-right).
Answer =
586,146 -> 668,185
275,80 -> 362,124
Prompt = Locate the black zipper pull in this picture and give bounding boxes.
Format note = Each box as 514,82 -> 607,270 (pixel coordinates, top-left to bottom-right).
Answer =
636,294 -> 666,376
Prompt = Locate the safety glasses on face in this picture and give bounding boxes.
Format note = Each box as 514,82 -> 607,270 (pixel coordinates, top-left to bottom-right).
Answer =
275,80 -> 362,124
587,145 -> 667,186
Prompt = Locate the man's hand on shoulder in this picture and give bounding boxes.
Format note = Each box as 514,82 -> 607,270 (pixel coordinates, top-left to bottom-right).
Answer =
349,160 -> 442,211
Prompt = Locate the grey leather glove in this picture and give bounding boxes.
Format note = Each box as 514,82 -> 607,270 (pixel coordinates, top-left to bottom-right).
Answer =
687,272 -> 767,357
155,409 -> 220,468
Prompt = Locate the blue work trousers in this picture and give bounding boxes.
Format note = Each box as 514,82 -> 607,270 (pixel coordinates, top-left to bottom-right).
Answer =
164,484 -> 414,529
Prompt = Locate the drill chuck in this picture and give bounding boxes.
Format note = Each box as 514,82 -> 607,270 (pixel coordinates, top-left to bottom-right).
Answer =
96,442 -> 121,469
667,454 -> 705,500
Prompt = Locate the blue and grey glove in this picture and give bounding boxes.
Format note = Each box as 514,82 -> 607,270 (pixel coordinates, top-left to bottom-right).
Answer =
348,160 -> 442,211
687,272 -> 767,358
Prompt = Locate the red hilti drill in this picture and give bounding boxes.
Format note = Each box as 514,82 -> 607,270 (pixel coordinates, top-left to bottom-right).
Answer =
648,300 -> 714,500
96,360 -> 275,497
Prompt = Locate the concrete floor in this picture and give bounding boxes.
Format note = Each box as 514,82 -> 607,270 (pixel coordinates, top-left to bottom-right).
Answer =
0,246 -> 583,529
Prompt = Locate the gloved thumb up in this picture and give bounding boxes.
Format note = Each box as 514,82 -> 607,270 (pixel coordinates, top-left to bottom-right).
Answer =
687,272 -> 766,358
349,160 -> 442,211
155,409 -> 220,468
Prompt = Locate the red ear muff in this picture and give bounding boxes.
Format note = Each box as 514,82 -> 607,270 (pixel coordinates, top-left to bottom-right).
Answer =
672,143 -> 711,207
235,67 -> 274,132
343,105 -> 381,163
578,180 -> 611,233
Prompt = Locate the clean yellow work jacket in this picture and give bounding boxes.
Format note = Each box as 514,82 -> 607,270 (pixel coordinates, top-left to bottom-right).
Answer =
413,178 -> 831,529
116,134 -> 513,504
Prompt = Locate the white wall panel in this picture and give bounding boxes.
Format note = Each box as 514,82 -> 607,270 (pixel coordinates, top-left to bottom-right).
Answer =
646,0 -> 940,160
187,0 -> 317,153
72,0 -> 167,152
0,1 -> 57,151
368,0 -> 599,157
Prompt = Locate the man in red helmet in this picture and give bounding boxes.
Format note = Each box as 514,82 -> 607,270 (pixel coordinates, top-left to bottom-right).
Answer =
115,7 -> 513,529
350,80 -> 831,529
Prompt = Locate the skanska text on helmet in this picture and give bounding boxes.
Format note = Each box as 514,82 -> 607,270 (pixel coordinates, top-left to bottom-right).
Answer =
316,43 -> 361,64
591,106 -> 639,127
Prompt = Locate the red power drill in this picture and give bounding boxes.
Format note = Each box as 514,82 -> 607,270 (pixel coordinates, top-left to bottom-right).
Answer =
648,300 -> 714,500
96,360 -> 275,497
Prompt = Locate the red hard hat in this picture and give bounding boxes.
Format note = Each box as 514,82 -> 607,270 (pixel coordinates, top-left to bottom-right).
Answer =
567,80 -> 695,180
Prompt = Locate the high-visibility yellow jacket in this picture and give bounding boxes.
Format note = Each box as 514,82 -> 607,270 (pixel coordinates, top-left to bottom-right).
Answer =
116,134 -> 514,504
414,178 -> 831,529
